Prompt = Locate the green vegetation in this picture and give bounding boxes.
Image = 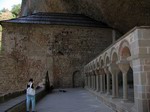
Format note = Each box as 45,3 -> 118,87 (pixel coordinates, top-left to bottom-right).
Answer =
11,4 -> 21,17
0,10 -> 14,20
0,4 -> 21,51
0,4 -> 21,20
0,26 -> 2,51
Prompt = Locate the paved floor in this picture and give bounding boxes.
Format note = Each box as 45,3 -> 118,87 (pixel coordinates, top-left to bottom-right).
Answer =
36,88 -> 114,112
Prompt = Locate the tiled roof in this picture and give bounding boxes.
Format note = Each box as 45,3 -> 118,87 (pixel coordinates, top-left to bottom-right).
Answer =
1,12 -> 110,28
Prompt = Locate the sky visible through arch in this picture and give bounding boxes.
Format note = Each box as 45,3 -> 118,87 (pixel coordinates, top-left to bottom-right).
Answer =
0,0 -> 22,10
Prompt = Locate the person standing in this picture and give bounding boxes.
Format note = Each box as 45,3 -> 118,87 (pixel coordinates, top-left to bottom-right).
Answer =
26,78 -> 36,112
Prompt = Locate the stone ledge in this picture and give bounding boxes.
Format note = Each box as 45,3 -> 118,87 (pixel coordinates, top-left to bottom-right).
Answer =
6,88 -> 47,112
0,88 -> 48,112
0,90 -> 25,104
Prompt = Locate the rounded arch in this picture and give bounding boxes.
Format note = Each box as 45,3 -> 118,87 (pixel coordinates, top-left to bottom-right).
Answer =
88,65 -> 90,71
89,63 -> 92,71
72,70 -> 83,88
98,56 -> 102,67
96,58 -> 100,68
90,62 -> 93,70
110,47 -> 118,63
92,61 -> 95,70
100,59 -> 104,67
84,66 -> 87,72
105,56 -> 110,65
104,52 -> 110,66
93,60 -> 96,69
112,52 -> 118,63
118,40 -> 131,60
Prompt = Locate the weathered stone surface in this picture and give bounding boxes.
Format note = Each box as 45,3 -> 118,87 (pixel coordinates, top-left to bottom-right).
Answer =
0,23 -> 113,94
85,28 -> 150,112
21,0 -> 150,33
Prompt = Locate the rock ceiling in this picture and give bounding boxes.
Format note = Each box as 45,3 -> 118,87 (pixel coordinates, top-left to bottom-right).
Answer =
21,0 -> 150,33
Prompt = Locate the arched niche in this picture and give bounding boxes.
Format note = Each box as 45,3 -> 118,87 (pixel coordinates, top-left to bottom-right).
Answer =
118,40 -> 131,60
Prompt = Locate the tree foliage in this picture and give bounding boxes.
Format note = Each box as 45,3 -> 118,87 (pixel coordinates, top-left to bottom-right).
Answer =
0,10 -> 13,21
0,4 -> 21,50
0,8 -> 9,13
0,26 -> 2,50
11,4 -> 21,17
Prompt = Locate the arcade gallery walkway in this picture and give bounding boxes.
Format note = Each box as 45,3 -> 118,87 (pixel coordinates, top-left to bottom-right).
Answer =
36,88 -> 113,112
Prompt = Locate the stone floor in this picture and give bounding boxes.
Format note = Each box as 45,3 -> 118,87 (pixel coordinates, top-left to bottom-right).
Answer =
36,88 -> 114,112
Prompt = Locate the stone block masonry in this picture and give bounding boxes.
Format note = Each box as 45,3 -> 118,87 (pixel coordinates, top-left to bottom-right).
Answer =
84,26 -> 150,112
0,23 -> 114,94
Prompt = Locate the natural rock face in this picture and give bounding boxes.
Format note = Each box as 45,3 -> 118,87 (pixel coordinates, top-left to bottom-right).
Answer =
0,22 -> 113,93
21,0 -> 150,33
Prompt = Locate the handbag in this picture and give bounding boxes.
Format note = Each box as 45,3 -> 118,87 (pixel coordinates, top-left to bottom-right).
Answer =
27,83 -> 35,96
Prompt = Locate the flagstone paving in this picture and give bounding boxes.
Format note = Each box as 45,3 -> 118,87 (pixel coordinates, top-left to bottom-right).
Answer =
36,88 -> 114,112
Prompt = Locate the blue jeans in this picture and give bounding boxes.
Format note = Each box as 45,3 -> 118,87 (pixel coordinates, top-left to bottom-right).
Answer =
26,95 -> 35,111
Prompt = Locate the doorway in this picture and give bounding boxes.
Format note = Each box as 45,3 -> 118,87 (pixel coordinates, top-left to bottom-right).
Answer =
72,70 -> 83,88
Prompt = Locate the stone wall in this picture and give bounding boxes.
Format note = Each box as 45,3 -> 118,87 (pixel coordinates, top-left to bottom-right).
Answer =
0,23 -> 113,94
51,26 -> 113,87
0,23 -> 47,94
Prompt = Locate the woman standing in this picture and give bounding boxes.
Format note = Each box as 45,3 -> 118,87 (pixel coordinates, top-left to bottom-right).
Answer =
26,78 -> 36,112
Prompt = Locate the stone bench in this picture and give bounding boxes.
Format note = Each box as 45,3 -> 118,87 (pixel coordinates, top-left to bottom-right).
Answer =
0,88 -> 47,112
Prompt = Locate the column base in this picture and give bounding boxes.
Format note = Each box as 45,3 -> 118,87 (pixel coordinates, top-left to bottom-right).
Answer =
121,99 -> 128,103
111,95 -> 119,99
100,91 -> 105,94
96,89 -> 100,92
94,88 -> 97,91
91,88 -> 94,90
111,96 -> 116,99
106,92 -> 111,95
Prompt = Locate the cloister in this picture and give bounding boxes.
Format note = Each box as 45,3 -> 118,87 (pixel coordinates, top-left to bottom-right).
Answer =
84,26 -> 150,112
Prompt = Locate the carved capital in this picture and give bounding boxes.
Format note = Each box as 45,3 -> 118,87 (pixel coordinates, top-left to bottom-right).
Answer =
117,59 -> 130,73
103,66 -> 110,75
108,62 -> 120,75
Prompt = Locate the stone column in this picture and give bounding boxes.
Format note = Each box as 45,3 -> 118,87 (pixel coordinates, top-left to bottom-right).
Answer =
89,71 -> 92,89
87,74 -> 90,88
95,68 -> 100,92
101,68 -> 106,93
109,63 -> 120,98
98,68 -> 103,93
92,71 -> 95,90
115,72 -> 119,97
91,71 -> 94,89
103,74 -> 106,92
118,60 -> 130,101
94,70 -> 97,90
85,73 -> 88,87
104,66 -> 110,95
88,72 -> 90,88
97,73 -> 101,92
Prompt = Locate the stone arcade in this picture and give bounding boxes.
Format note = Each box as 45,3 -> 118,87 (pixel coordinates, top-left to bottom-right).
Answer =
0,0 -> 150,112
84,27 -> 150,112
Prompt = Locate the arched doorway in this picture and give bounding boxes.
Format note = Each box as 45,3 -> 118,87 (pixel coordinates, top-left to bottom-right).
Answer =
72,70 -> 83,88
